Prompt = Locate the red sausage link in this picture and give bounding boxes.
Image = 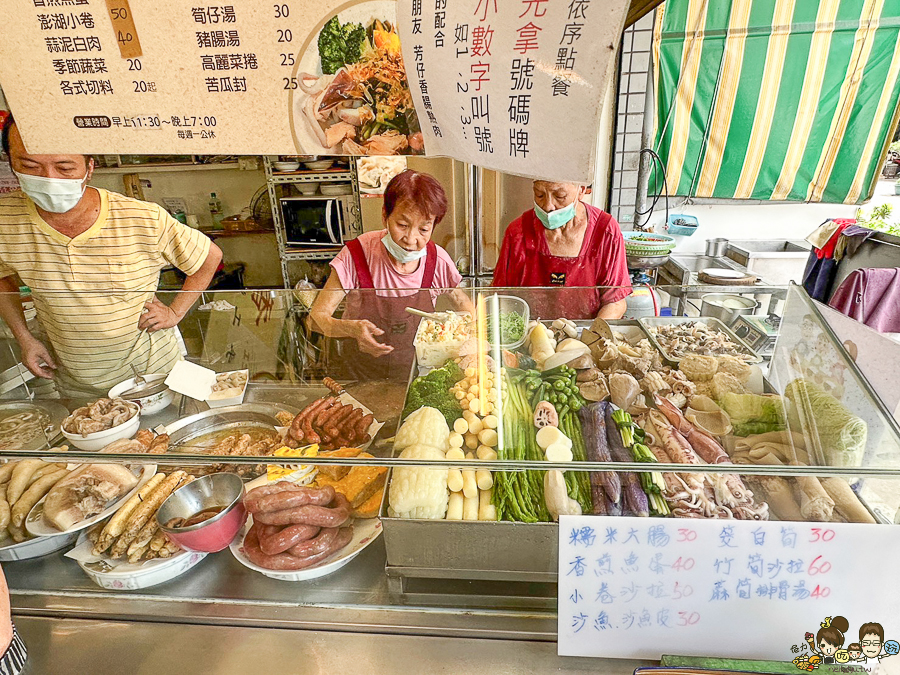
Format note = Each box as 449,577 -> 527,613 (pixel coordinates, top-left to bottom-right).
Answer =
248,485 -> 336,514
289,526 -> 353,567
244,482 -> 323,511
244,525 -> 308,570
312,398 -> 337,427
291,398 -> 326,441
317,402 -> 345,429
243,524 -> 352,570
258,523 -> 320,555
253,493 -> 351,527
287,526 -> 341,557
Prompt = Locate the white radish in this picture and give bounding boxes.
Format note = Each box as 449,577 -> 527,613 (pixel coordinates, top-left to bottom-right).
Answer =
447,468 -> 464,492
453,418 -> 469,434
536,425 -> 566,450
446,492 -> 464,520
467,417 -> 484,435
469,398 -> 481,415
545,443 -> 574,463
475,469 -> 493,490
464,433 -> 478,450
483,414 -> 499,429
478,428 -> 498,447
462,493 -> 478,520
448,432 -> 464,448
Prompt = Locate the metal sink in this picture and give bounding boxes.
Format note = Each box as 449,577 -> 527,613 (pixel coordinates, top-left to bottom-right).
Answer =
725,240 -> 811,285
658,254 -> 749,288
727,239 -> 810,255
667,255 -> 740,273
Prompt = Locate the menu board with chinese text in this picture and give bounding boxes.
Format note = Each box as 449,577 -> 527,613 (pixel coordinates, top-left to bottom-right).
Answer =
397,0 -> 629,182
558,515 -> 900,660
0,0 -> 424,157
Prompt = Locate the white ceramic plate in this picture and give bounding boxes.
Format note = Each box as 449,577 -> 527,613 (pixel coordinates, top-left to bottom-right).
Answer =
0,530 -> 77,562
700,268 -> 745,279
25,464 -> 157,537
69,532 -> 207,591
228,475 -> 382,581
289,0 -> 400,155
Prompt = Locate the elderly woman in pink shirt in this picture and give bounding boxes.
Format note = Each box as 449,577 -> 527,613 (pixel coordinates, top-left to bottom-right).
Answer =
310,170 -> 470,379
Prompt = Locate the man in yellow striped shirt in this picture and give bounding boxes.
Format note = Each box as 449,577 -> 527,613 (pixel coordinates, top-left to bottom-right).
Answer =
0,117 -> 222,396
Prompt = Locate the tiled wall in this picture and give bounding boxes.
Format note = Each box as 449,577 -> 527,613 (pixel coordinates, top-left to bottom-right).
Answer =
609,12 -> 655,228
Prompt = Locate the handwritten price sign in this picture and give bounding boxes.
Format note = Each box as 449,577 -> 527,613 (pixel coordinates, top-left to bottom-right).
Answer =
557,517 -> 900,660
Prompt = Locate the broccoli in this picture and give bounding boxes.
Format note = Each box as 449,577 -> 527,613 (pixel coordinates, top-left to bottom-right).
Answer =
318,16 -> 367,75
401,362 -> 464,426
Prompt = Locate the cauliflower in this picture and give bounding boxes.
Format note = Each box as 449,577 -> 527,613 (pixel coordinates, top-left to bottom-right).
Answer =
394,406 -> 449,453
388,444 -> 449,519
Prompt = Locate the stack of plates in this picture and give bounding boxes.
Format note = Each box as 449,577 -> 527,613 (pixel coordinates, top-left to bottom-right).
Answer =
623,232 -> 677,257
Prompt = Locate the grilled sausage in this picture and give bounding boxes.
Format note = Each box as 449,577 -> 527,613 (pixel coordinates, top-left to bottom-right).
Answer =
246,485 -> 336,514
258,523 -> 320,555
252,493 -> 351,527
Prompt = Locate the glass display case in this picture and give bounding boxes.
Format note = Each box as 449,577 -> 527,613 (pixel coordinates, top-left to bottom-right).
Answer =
0,284 -> 896,672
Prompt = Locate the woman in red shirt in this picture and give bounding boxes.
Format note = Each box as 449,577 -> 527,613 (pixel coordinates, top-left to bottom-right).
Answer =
492,181 -> 632,320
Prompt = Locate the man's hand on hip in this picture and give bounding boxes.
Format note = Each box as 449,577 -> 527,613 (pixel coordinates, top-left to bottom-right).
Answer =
20,336 -> 56,379
139,299 -> 181,333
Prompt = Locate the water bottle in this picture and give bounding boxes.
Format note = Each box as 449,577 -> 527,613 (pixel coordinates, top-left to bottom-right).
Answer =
208,192 -> 224,228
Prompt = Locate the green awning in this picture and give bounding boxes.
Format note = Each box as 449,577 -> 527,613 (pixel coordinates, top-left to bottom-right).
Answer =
651,0 -> 900,204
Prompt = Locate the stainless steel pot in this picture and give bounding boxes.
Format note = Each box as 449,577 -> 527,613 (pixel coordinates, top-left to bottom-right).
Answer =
705,238 -> 728,256
700,293 -> 759,325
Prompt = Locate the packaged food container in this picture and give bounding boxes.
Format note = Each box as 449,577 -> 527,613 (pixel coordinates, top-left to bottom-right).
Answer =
205,369 -> 249,409
413,312 -> 474,368
483,294 -> 530,350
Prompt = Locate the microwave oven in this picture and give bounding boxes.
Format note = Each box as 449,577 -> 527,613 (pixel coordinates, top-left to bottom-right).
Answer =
280,195 -> 354,247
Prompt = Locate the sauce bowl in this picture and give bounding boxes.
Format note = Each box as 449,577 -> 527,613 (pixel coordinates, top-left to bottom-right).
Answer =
157,473 -> 246,553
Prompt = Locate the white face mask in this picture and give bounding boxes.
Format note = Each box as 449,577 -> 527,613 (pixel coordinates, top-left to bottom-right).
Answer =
14,171 -> 87,213
382,231 -> 427,264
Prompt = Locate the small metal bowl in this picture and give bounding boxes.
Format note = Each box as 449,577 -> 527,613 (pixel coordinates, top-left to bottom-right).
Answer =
157,473 -> 246,553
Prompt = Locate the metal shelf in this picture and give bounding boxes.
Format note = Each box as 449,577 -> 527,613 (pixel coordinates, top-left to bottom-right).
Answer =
281,248 -> 342,261
269,171 -> 354,183
263,156 -> 363,288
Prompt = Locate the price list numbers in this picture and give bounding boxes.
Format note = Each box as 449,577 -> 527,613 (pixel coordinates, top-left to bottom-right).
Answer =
558,517 -> 853,662
31,0 -> 113,98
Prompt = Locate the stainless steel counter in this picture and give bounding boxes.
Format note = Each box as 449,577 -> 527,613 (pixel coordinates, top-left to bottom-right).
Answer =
6,537 -> 560,640
12,615 -> 646,674
5,537 -> 652,672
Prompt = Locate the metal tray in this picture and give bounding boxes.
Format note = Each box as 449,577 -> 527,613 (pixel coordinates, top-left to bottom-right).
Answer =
381,319 -> 654,584
164,403 -> 298,449
637,316 -> 763,365
0,400 -> 68,452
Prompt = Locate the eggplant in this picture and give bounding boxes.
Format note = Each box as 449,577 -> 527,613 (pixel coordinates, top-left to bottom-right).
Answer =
579,403 -> 622,515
